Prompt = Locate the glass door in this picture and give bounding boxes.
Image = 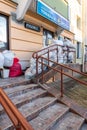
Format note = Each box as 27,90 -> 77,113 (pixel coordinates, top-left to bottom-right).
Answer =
43,29 -> 53,47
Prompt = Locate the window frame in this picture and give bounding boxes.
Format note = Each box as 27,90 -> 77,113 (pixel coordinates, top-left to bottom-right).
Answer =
0,14 -> 9,51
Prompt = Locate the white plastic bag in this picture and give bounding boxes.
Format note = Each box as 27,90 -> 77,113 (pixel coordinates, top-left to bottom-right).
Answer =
0,52 -> 4,68
52,39 -> 64,46
19,61 -> 29,70
68,52 -> 74,63
25,68 -> 33,79
3,50 -> 15,67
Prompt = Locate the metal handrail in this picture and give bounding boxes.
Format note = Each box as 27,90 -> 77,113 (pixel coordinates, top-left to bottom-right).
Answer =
32,44 -> 76,75
32,44 -> 58,58
32,44 -> 75,58
37,56 -> 87,97
42,57 -> 87,77
0,88 -> 33,130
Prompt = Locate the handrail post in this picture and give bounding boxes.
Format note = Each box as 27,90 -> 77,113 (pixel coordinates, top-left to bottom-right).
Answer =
41,57 -> 44,83
61,67 -> 63,97
52,76 -> 55,82
57,47 -> 58,62
36,53 -> 38,77
67,46 -> 69,63
48,49 -> 50,66
16,122 -> 21,130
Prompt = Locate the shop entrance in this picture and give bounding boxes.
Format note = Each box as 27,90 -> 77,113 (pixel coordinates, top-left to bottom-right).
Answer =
43,29 -> 53,47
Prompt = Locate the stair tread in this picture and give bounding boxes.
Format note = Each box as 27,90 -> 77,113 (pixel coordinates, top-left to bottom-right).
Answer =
0,96 -> 57,130
11,88 -> 46,104
19,96 -> 57,117
30,103 -> 69,130
80,123 -> 87,130
0,114 -> 12,130
0,76 -> 30,89
0,76 -> 86,130
4,84 -> 38,95
51,112 -> 84,130
0,87 -> 47,113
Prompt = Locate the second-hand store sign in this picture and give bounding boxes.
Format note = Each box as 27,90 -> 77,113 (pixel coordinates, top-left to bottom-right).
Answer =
36,0 -> 69,30
24,22 -> 40,32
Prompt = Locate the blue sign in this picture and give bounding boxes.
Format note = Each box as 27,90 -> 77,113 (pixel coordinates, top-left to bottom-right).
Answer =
36,0 -> 69,30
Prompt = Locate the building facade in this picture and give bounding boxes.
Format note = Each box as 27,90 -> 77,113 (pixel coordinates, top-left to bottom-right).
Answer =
82,0 -> 87,71
68,0 -> 83,65
0,0 -> 84,70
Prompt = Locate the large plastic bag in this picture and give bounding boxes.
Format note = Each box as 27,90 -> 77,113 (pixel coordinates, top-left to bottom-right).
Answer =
58,46 -> 63,55
63,52 -> 67,64
25,68 -> 33,79
2,50 -> 15,67
0,52 -> 4,68
19,61 -> 29,70
52,39 -> 64,46
58,55 -> 64,63
9,58 -> 22,77
68,52 -> 74,63
63,39 -> 75,48
31,67 -> 42,75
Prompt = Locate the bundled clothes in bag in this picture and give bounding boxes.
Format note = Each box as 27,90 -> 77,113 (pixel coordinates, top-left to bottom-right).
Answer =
9,58 -> 22,77
2,50 -> 15,67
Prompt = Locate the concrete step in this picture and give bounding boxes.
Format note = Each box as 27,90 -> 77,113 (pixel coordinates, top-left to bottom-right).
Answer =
51,112 -> 84,130
0,114 -> 12,130
80,123 -> 87,130
0,76 -> 30,89
4,84 -> 40,98
30,103 -> 69,130
0,96 -> 57,130
0,86 -> 47,114
0,76 -> 87,130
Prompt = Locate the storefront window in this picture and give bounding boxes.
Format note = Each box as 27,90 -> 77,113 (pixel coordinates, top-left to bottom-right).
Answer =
0,14 -> 9,51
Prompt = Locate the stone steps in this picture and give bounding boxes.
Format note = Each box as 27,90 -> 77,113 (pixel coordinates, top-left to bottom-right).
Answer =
0,96 -> 57,130
80,123 -> 87,130
4,84 -> 38,96
30,103 -> 69,130
0,76 -> 30,89
0,85 -> 47,114
50,112 -> 84,130
0,77 -> 87,130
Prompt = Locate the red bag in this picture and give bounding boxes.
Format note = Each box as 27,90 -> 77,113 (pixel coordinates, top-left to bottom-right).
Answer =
13,57 -> 19,63
9,58 -> 22,77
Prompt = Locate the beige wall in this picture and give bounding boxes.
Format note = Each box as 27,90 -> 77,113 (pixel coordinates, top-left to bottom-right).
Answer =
0,0 -> 43,68
82,0 -> 87,45
0,0 -> 58,68
10,19 -> 43,61
68,0 -> 83,64
2,0 -> 82,69
61,30 -> 74,42
0,0 -> 16,15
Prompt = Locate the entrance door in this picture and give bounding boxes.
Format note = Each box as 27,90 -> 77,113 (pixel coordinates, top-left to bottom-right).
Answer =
43,29 -> 53,47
